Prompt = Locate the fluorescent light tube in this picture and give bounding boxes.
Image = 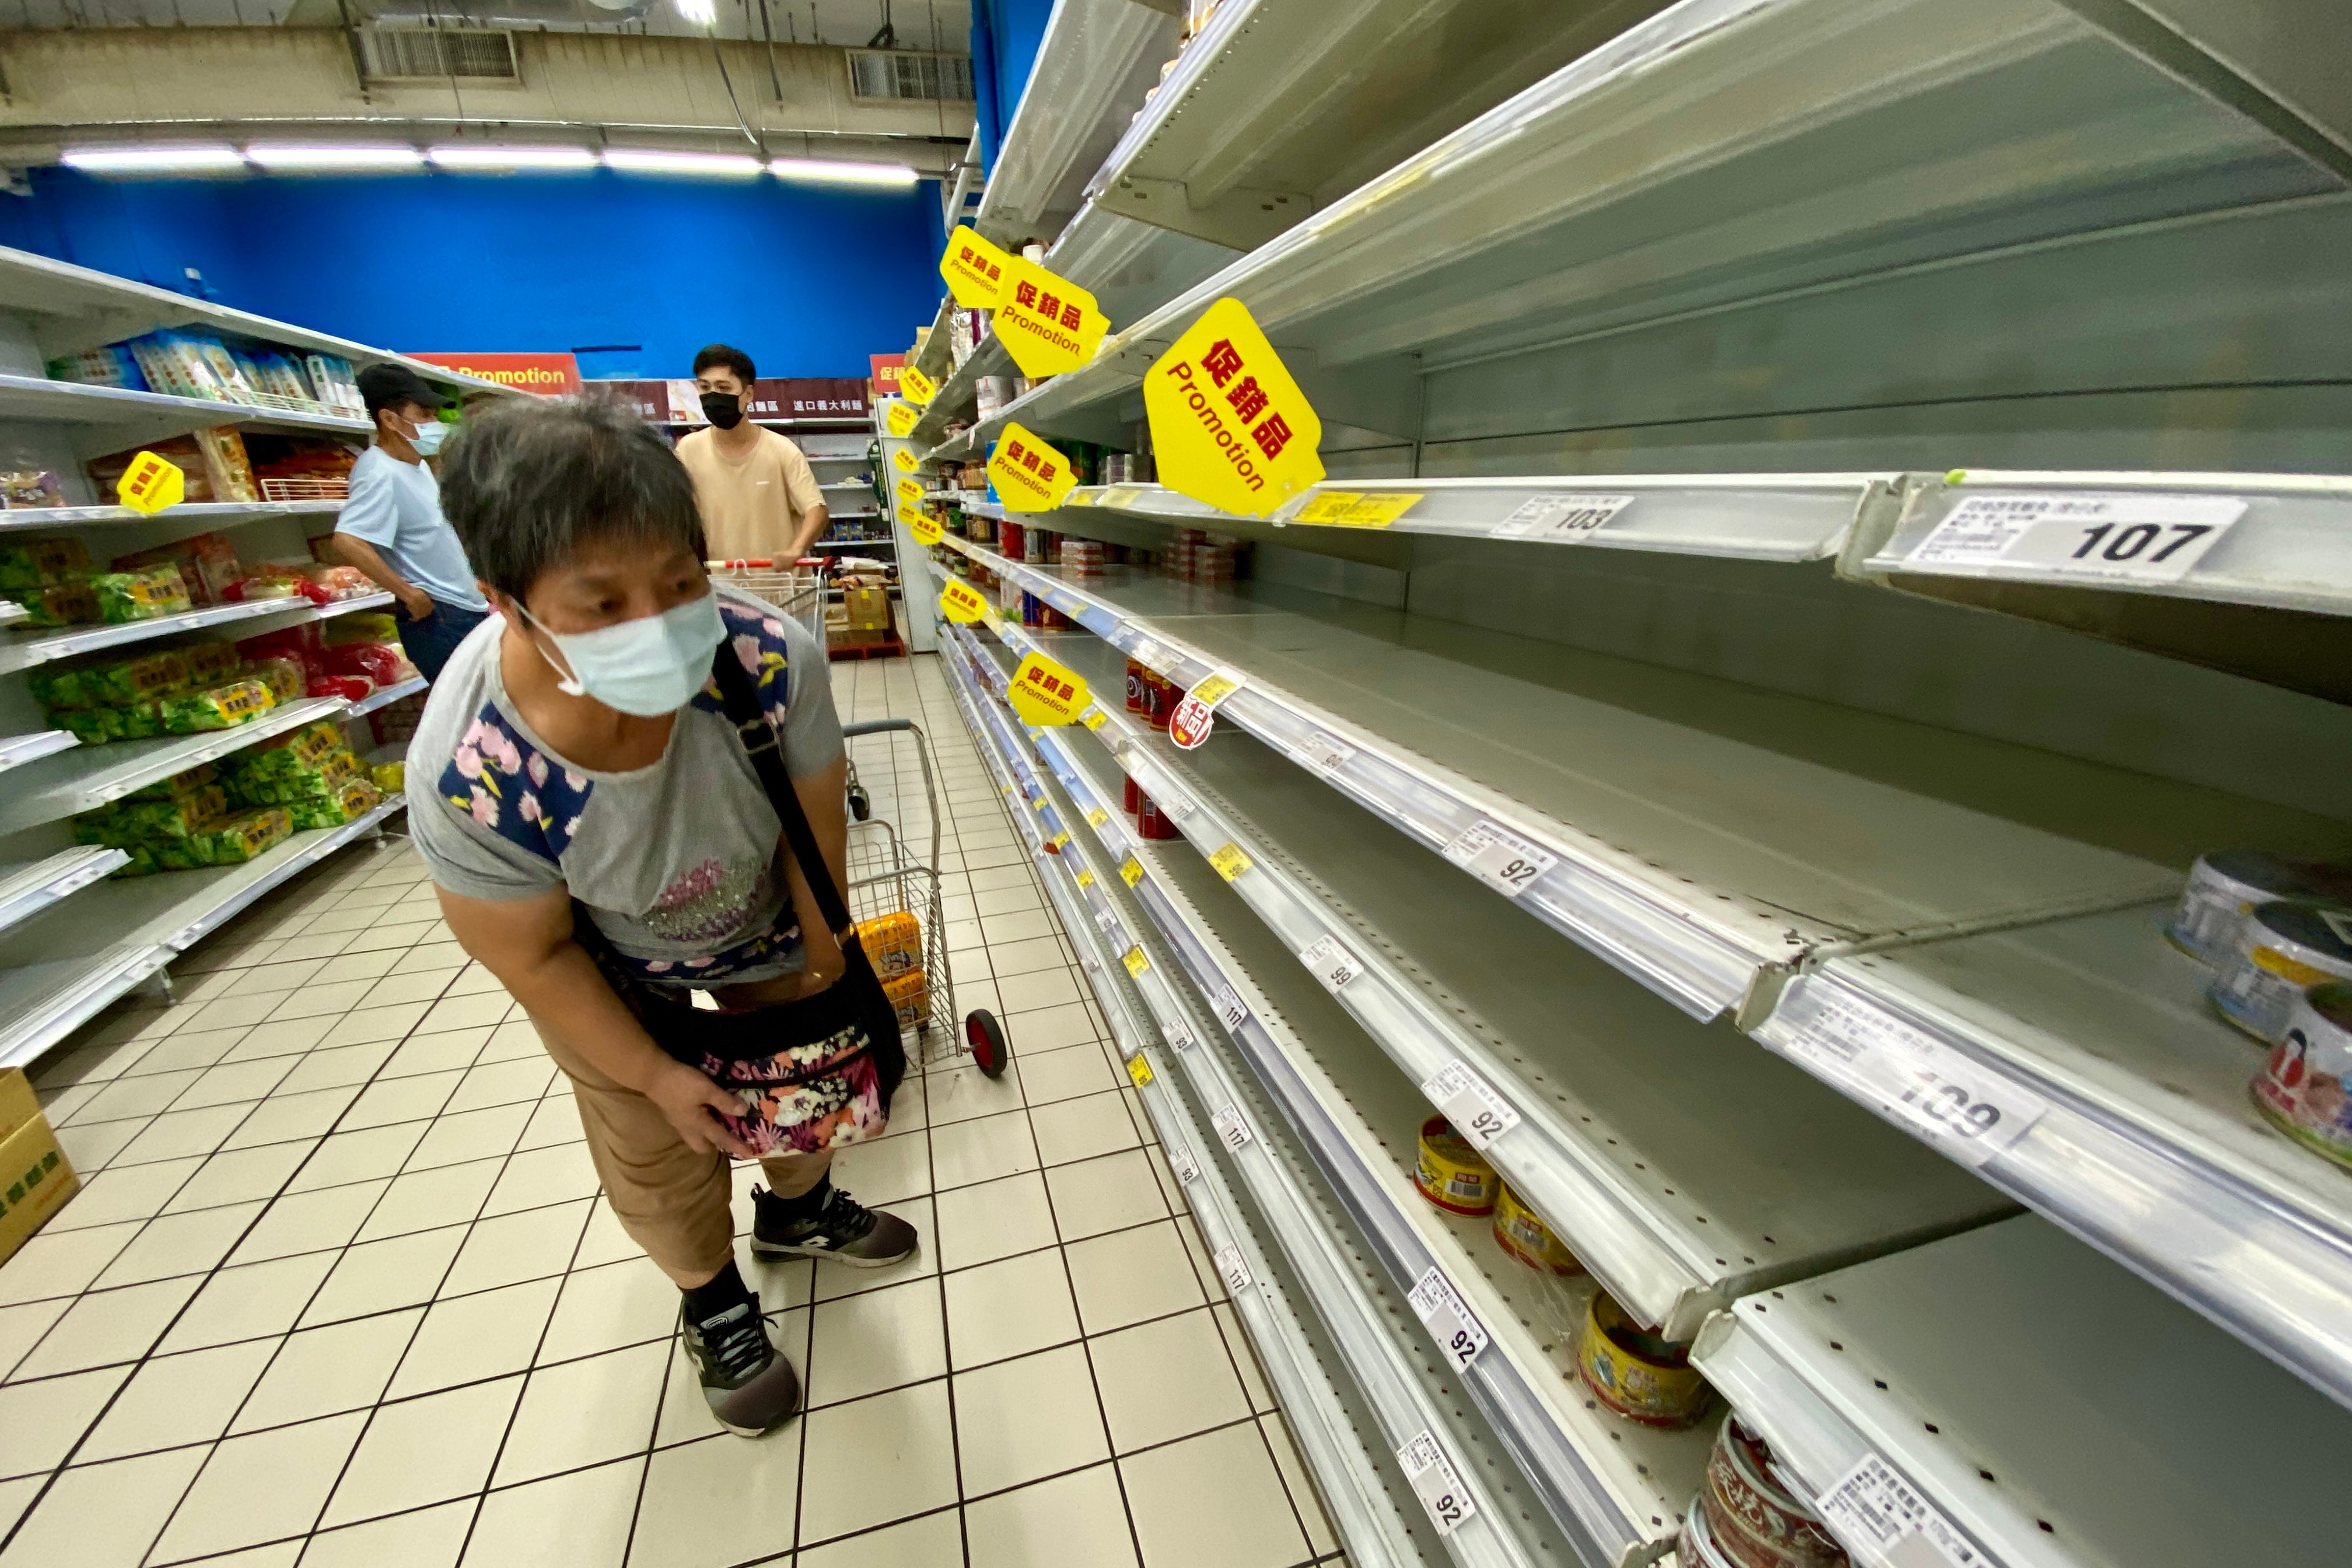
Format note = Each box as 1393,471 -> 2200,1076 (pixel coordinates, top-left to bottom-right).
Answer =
61,146 -> 243,172
768,158 -> 920,187
249,145 -> 425,170
429,146 -> 598,170
601,149 -> 763,177
675,0 -> 715,22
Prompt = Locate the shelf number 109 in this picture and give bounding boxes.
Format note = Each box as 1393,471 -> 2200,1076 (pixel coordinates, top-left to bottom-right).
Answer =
1893,1064 -> 2003,1143
2068,520 -> 2213,564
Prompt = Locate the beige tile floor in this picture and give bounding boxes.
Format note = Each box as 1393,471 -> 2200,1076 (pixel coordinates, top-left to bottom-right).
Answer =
0,653 -> 1342,1568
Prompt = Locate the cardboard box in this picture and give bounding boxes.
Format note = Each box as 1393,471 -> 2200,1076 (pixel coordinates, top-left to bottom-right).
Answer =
0,1070 -> 78,1266
842,585 -> 893,632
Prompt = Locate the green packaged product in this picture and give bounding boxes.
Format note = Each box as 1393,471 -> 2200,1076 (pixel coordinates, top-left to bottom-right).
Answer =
113,786 -> 229,840
236,722 -> 345,780
151,836 -> 208,870
90,565 -> 192,622
71,807 -> 118,846
125,763 -> 219,802
19,580 -> 99,627
243,656 -> 302,705
107,845 -> 159,878
176,641 -> 240,688
192,807 -> 291,864
33,649 -> 190,709
54,707 -> 123,744
0,537 -> 90,593
114,700 -> 164,739
290,777 -> 381,830
160,678 -> 274,733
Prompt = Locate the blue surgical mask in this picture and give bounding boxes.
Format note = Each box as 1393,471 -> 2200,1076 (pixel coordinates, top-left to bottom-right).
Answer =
407,416 -> 448,457
517,591 -> 726,716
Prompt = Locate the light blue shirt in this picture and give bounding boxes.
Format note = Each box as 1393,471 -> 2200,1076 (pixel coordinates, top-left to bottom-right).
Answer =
335,444 -> 489,612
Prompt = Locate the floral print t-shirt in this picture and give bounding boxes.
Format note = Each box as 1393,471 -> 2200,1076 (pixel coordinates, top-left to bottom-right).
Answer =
407,587 -> 843,988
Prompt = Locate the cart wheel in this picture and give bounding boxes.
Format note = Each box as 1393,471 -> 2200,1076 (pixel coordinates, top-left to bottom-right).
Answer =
965,1009 -> 1011,1077
848,783 -> 871,821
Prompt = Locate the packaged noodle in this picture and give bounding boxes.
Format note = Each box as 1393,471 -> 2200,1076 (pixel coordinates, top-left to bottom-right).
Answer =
160,678 -> 274,733
235,722 -> 345,780
243,656 -> 303,705
290,778 -> 382,830
90,565 -> 192,622
32,648 -> 190,710
880,967 -> 928,1031
70,808 -> 118,846
371,760 -> 405,794
125,762 -> 219,801
176,640 -> 242,689
18,580 -> 99,627
114,701 -> 165,739
192,807 -> 292,863
108,845 -> 158,878
111,532 -> 242,607
54,706 -> 124,744
113,786 -> 229,840
0,537 -> 89,592
232,747 -> 361,807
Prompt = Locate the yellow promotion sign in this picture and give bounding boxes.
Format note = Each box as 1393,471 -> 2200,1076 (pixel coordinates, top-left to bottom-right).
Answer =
987,422 -> 1079,513
1292,491 -> 1422,528
1007,650 -> 1091,726
885,400 -> 918,439
993,256 -> 1109,379
939,225 -> 1011,309
900,365 -> 937,405
1126,1051 -> 1154,1087
1144,297 -> 1324,517
939,578 -> 989,624
115,450 -> 184,514
1123,947 -> 1152,981
907,512 -> 944,547
891,447 -> 919,474
894,476 -> 925,508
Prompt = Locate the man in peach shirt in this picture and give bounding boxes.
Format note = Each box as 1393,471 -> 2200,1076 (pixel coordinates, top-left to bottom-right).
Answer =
674,344 -> 828,562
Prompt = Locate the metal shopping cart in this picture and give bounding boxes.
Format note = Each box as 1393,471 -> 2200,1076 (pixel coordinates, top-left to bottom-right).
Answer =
708,557 -> 828,659
840,716 -> 1011,1077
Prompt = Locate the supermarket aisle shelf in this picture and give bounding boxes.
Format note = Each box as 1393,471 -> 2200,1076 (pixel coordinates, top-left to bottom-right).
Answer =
908,297 -> 956,384
314,590 -> 396,618
0,590 -> 396,676
909,334 -> 1012,449
946,652 -> 1579,1568
0,601 -> 23,627
0,845 -> 127,937
0,499 -> 344,534
1693,1217 -> 2352,1568
346,675 -> 426,717
1042,200 -> 1242,342
0,694 -> 348,833
0,729 -> 78,772
0,372 -> 370,442
0,942 -> 169,1071
964,620 -> 2011,1335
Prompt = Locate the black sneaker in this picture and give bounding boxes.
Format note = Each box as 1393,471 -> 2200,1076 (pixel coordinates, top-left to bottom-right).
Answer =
681,1297 -> 802,1437
750,1183 -> 918,1268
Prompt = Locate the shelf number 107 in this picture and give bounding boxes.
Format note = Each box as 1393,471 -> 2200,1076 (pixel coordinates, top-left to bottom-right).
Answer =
2067,520 -> 2213,565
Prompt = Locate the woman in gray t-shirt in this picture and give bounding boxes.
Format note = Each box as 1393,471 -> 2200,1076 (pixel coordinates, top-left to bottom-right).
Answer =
410,398 -> 909,1438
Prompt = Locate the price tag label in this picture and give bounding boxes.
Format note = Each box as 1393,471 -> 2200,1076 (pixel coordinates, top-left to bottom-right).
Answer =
1145,296 -> 1325,517
939,223 -> 1011,308
1155,783 -> 1198,822
1209,843 -> 1252,881
1905,492 -> 2244,584
1293,491 -> 1422,528
1080,708 -> 1107,732
1076,868 -> 1095,888
116,450 -> 186,514
1490,492 -> 1634,542
1814,1453 -> 1990,1568
1290,730 -> 1356,774
907,512 -> 944,547
1420,1061 -> 1520,1151
1123,946 -> 1151,979
1769,983 -> 2049,1169
1120,856 -> 1146,887
988,422 -> 1080,513
1298,934 -> 1361,993
1099,487 -> 1143,509
1164,1017 -> 1199,1054
1086,807 -> 1110,828
1213,1244 -> 1252,1296
1398,1431 -> 1477,1536
1212,1104 -> 1252,1152
1126,1052 -> 1154,1087
1407,1267 -> 1489,1372
1189,671 -> 1244,708
1210,982 -> 1250,1034
1170,1141 -> 1201,1184
891,447 -> 919,474
993,255 -> 1110,379
1048,831 -> 1071,850
1440,820 -> 1556,898
1006,651 -> 1092,727
885,400 -> 918,439
1127,637 -> 1169,675
899,365 -> 938,405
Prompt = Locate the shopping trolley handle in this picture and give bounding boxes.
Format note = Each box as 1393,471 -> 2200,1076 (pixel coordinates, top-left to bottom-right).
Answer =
842,719 -> 916,738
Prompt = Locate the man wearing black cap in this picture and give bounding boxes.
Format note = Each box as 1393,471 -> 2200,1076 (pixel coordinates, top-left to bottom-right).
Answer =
326,363 -> 492,682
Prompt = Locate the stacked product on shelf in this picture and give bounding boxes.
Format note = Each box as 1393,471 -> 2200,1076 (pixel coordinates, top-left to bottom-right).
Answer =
48,328 -> 365,416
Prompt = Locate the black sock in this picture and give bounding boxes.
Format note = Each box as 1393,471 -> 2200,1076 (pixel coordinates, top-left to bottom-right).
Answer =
682,1259 -> 755,1323
769,1176 -> 832,1220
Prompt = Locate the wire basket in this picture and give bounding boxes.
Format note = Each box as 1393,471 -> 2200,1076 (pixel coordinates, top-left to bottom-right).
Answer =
844,818 -> 955,1057
708,558 -> 827,654
260,477 -> 351,502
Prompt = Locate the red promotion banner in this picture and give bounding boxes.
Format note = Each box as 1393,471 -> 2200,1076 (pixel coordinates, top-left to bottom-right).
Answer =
870,354 -> 905,396
407,352 -> 582,395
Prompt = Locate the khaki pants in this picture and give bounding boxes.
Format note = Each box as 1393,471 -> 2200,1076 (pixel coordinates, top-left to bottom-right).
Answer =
534,1020 -> 832,1287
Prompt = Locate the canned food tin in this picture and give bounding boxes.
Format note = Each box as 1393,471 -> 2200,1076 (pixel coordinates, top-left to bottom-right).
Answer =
1575,1290 -> 1710,1429
1136,792 -> 1182,841
2211,901 -> 2352,1042
1125,658 -> 1145,713
2169,851 -> 2352,967
1700,1415 -> 1849,1568
2253,984 -> 2352,1170
1491,1181 -> 1580,1275
1143,672 -> 1175,732
1122,774 -> 1140,814
1681,1494 -> 1738,1568
1413,1115 -> 1497,1216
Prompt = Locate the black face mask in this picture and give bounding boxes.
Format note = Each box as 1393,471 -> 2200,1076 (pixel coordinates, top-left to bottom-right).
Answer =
700,391 -> 744,430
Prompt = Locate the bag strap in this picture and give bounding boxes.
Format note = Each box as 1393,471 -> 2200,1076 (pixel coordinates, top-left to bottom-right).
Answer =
711,647 -> 856,942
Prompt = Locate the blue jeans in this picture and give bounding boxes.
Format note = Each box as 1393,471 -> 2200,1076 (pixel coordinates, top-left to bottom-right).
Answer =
394,599 -> 490,684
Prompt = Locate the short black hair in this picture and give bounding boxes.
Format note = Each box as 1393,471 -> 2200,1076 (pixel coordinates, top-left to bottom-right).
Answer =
691,342 -> 756,384
438,397 -> 706,601
356,362 -> 443,419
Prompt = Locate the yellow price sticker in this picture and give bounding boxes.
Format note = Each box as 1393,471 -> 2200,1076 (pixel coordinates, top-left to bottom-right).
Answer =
1006,650 -> 1092,727
939,225 -> 1012,309
895,475 -> 925,506
1123,946 -> 1151,979
1080,708 -> 1107,732
1191,672 -> 1243,709
115,450 -> 184,514
908,513 -> 944,547
1086,807 -> 1110,828
1049,831 -> 1072,850
1293,491 -> 1422,529
885,400 -> 918,439
1098,487 -> 1143,509
891,447 -> 919,474
1126,1052 -> 1154,1087
1076,867 -> 1096,888
939,578 -> 990,624
993,255 -> 1110,379
1209,842 -> 1253,881
988,422 -> 1079,513
900,365 -> 939,405
1145,296 -> 1324,517
1121,856 -> 1145,887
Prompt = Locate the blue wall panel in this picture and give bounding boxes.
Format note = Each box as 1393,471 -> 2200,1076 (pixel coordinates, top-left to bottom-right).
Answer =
971,0 -> 1056,170
0,164 -> 948,379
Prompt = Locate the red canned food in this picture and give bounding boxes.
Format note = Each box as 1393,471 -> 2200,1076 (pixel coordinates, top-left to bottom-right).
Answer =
1136,793 -> 1182,840
1122,774 -> 1140,814
1143,672 -> 1175,732
1125,658 -> 1145,713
